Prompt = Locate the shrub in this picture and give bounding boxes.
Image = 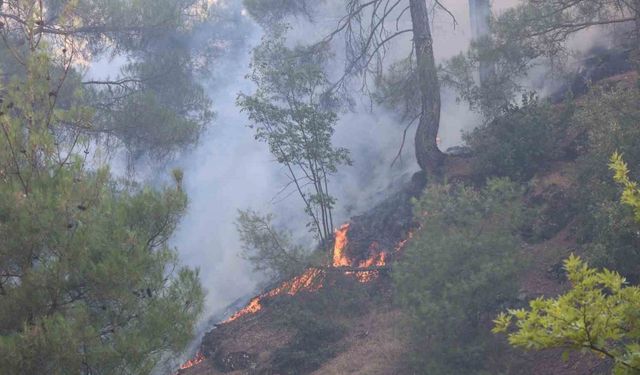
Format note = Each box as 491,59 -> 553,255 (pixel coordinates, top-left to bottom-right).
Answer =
393,178 -> 527,374
464,94 -> 572,182
573,85 -> 640,280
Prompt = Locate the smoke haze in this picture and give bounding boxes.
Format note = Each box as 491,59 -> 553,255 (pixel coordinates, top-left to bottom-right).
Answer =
170,0 -> 518,320
167,0 -> 615,328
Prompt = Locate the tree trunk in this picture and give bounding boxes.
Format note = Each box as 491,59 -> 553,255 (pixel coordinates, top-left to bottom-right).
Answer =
409,0 -> 444,176
468,0 -> 495,86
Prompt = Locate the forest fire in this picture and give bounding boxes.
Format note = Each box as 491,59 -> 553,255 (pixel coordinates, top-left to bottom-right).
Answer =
393,229 -> 414,252
178,223 -> 416,373
224,222 -> 412,323
332,223 -> 351,266
347,243 -> 389,282
224,267 -> 325,323
179,351 -> 205,371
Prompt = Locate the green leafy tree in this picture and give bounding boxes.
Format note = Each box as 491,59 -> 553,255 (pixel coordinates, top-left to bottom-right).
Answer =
243,0 -> 458,177
444,0 -> 640,119
610,152 -> 640,221
237,35 -> 351,255
243,0 -> 316,30
0,19 -> 204,375
393,178 -> 526,374
494,255 -> 640,374
463,93 -> 572,181
494,0 -> 640,74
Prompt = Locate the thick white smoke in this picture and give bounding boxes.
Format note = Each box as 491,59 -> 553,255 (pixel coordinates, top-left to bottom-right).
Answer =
171,0 -> 618,325
170,0 -> 507,320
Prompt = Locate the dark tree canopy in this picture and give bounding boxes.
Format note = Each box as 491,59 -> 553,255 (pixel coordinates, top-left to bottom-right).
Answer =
0,0 -> 252,164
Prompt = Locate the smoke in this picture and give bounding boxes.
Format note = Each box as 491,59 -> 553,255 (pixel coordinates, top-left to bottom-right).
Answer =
170,8 -> 264,314
170,0 -> 620,336
169,0 -> 512,321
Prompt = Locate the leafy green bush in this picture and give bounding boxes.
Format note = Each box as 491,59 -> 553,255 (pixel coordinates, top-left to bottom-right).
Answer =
494,255 -> 640,375
393,178 -> 527,374
464,94 -> 572,182
572,85 -> 640,280
0,48 -> 204,374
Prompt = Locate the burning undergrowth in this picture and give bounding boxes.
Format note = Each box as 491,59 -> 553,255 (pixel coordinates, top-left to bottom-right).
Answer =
177,173 -> 425,374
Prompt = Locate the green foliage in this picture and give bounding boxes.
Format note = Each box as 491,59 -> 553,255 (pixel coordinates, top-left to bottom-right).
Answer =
492,1 -> 638,64
494,154 -> 640,374
236,209 -> 310,281
238,34 -> 350,248
444,0 -> 640,118
393,178 -> 527,374
374,57 -> 420,124
611,152 -> 640,222
0,29 -> 203,374
494,255 -> 640,375
1,0 -> 220,163
464,94 -> 571,182
243,0 -> 317,30
89,49 -> 214,162
442,36 -> 539,120
573,85 -> 640,279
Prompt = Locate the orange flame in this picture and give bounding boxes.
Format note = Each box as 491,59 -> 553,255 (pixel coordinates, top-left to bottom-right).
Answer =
346,251 -> 388,283
332,223 -> 351,267
179,351 -> 205,371
393,229 -> 414,253
224,268 -> 325,323
223,223 -> 415,323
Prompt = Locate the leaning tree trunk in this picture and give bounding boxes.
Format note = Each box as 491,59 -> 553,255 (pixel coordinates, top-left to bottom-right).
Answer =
468,0 -> 495,86
409,0 -> 444,176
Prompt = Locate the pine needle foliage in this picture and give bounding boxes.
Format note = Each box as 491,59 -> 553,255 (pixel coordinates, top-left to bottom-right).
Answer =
0,24 -> 204,375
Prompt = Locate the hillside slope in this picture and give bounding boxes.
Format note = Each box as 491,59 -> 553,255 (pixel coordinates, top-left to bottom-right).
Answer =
178,69 -> 637,375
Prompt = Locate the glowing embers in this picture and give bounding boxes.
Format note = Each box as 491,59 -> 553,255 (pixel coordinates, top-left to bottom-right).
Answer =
393,229 -> 414,253
179,351 -> 205,370
270,267 -> 325,296
346,243 -> 389,283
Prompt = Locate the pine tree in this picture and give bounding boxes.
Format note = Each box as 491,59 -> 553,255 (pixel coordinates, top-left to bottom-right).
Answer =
0,18 -> 204,375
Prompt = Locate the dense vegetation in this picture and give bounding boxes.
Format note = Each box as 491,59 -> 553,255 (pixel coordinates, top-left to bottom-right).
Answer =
394,179 -> 527,374
235,0 -> 640,373
388,0 -> 640,373
494,155 -> 640,374
3,0 -> 640,374
0,1 -> 214,373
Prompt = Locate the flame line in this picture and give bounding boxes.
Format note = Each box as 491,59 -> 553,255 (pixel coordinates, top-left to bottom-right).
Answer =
223,224 -> 415,322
